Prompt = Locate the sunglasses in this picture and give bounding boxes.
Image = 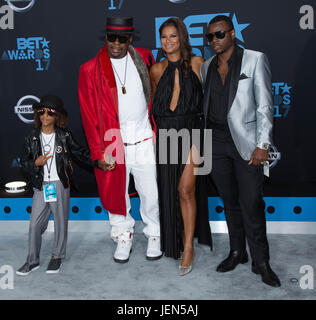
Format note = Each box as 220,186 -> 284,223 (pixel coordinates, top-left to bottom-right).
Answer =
36,108 -> 57,117
106,34 -> 130,44
205,28 -> 233,42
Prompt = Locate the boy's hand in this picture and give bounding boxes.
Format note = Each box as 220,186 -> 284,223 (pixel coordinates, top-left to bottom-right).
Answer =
35,152 -> 53,167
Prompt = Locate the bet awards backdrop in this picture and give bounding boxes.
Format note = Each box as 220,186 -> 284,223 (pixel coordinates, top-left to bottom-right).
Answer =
0,1 -> 315,201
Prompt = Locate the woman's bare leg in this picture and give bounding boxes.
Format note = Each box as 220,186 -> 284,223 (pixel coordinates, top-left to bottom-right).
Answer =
178,146 -> 199,267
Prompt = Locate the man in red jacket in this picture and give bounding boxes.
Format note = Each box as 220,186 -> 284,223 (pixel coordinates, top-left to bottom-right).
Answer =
78,16 -> 161,263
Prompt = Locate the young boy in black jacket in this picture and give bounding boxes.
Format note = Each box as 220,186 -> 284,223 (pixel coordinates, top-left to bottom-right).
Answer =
16,95 -> 102,275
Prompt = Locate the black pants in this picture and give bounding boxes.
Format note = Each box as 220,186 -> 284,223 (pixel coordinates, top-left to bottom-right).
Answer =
211,138 -> 270,264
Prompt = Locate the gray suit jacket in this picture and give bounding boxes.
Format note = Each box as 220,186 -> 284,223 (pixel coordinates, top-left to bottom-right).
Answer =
201,47 -> 274,160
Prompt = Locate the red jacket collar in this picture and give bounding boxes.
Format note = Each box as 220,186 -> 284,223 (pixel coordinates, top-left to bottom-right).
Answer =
97,46 -> 119,114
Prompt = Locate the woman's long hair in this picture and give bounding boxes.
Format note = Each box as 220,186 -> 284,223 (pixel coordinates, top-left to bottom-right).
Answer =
159,17 -> 193,78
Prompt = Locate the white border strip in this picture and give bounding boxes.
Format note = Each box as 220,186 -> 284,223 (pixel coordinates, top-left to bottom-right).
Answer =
210,221 -> 316,234
0,221 -> 315,234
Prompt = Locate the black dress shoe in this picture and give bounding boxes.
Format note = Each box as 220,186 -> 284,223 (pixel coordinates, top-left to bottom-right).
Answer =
216,250 -> 248,273
252,262 -> 281,287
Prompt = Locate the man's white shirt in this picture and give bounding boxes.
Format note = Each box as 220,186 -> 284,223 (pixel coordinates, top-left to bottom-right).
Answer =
111,53 -> 153,144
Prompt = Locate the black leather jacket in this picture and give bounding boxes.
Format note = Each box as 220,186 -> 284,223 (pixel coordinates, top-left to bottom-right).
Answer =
21,127 -> 97,190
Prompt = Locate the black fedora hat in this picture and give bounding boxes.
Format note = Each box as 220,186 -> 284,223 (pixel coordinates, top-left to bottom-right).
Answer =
106,16 -> 134,34
32,95 -> 67,116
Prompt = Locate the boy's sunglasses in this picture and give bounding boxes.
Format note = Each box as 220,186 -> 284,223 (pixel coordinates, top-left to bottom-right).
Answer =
36,108 -> 57,117
205,28 -> 233,42
106,33 -> 130,44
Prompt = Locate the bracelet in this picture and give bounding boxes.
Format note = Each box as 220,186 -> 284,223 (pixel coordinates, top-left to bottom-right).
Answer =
256,142 -> 270,150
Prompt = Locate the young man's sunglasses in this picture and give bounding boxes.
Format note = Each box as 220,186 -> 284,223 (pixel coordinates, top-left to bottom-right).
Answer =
36,108 -> 57,117
205,28 -> 233,42
106,33 -> 130,44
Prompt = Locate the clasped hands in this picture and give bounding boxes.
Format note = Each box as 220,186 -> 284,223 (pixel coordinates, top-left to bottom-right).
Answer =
97,155 -> 116,172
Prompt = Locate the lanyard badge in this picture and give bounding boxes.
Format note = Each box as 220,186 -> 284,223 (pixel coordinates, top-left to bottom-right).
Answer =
43,183 -> 57,202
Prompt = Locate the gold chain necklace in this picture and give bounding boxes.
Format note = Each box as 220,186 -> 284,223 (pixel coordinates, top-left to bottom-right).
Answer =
111,54 -> 128,94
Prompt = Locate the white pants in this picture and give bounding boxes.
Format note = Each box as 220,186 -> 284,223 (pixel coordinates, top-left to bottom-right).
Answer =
109,138 -> 160,241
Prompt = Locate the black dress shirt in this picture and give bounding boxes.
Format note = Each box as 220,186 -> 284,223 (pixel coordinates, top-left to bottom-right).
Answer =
208,47 -> 238,141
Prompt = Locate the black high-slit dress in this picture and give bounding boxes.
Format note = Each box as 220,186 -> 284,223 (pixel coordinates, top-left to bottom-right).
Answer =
152,60 -> 212,259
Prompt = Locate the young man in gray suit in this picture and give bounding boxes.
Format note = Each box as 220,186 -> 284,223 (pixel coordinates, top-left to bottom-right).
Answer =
201,15 -> 281,287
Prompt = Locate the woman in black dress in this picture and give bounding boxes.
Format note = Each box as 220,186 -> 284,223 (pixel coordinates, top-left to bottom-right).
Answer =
150,18 -> 212,275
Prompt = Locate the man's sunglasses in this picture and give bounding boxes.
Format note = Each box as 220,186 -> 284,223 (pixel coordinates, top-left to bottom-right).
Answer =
36,108 -> 57,117
106,34 -> 130,44
205,28 -> 233,42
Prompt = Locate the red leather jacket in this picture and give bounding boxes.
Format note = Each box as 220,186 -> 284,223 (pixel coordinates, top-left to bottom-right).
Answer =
78,45 -> 155,215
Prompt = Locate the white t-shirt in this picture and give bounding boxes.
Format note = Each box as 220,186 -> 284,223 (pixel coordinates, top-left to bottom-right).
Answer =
110,53 -> 153,144
40,132 -> 59,182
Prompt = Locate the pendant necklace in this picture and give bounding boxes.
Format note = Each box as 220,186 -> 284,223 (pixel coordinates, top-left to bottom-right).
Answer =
111,54 -> 128,94
41,131 -> 55,154
40,132 -> 56,183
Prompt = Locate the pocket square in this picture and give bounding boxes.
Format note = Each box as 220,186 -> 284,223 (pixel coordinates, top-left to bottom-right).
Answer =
239,73 -> 249,80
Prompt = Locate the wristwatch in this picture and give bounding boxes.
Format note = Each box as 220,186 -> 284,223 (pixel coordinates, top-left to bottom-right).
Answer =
257,142 -> 270,151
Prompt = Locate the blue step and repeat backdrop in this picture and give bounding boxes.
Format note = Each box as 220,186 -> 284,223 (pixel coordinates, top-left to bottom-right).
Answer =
0,0 -> 315,224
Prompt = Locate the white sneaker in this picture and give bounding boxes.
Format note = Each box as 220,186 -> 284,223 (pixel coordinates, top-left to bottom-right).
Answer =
146,236 -> 163,261
113,233 -> 133,263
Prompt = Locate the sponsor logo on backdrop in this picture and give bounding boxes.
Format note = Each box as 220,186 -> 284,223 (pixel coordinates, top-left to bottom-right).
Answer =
5,0 -> 35,13
268,145 -> 281,169
1,1 -> 36,30
0,4 -> 13,30
107,0 -> 124,10
272,82 -> 292,118
299,5 -> 314,30
1,36 -> 51,71
14,95 -> 39,124
152,13 -> 250,61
